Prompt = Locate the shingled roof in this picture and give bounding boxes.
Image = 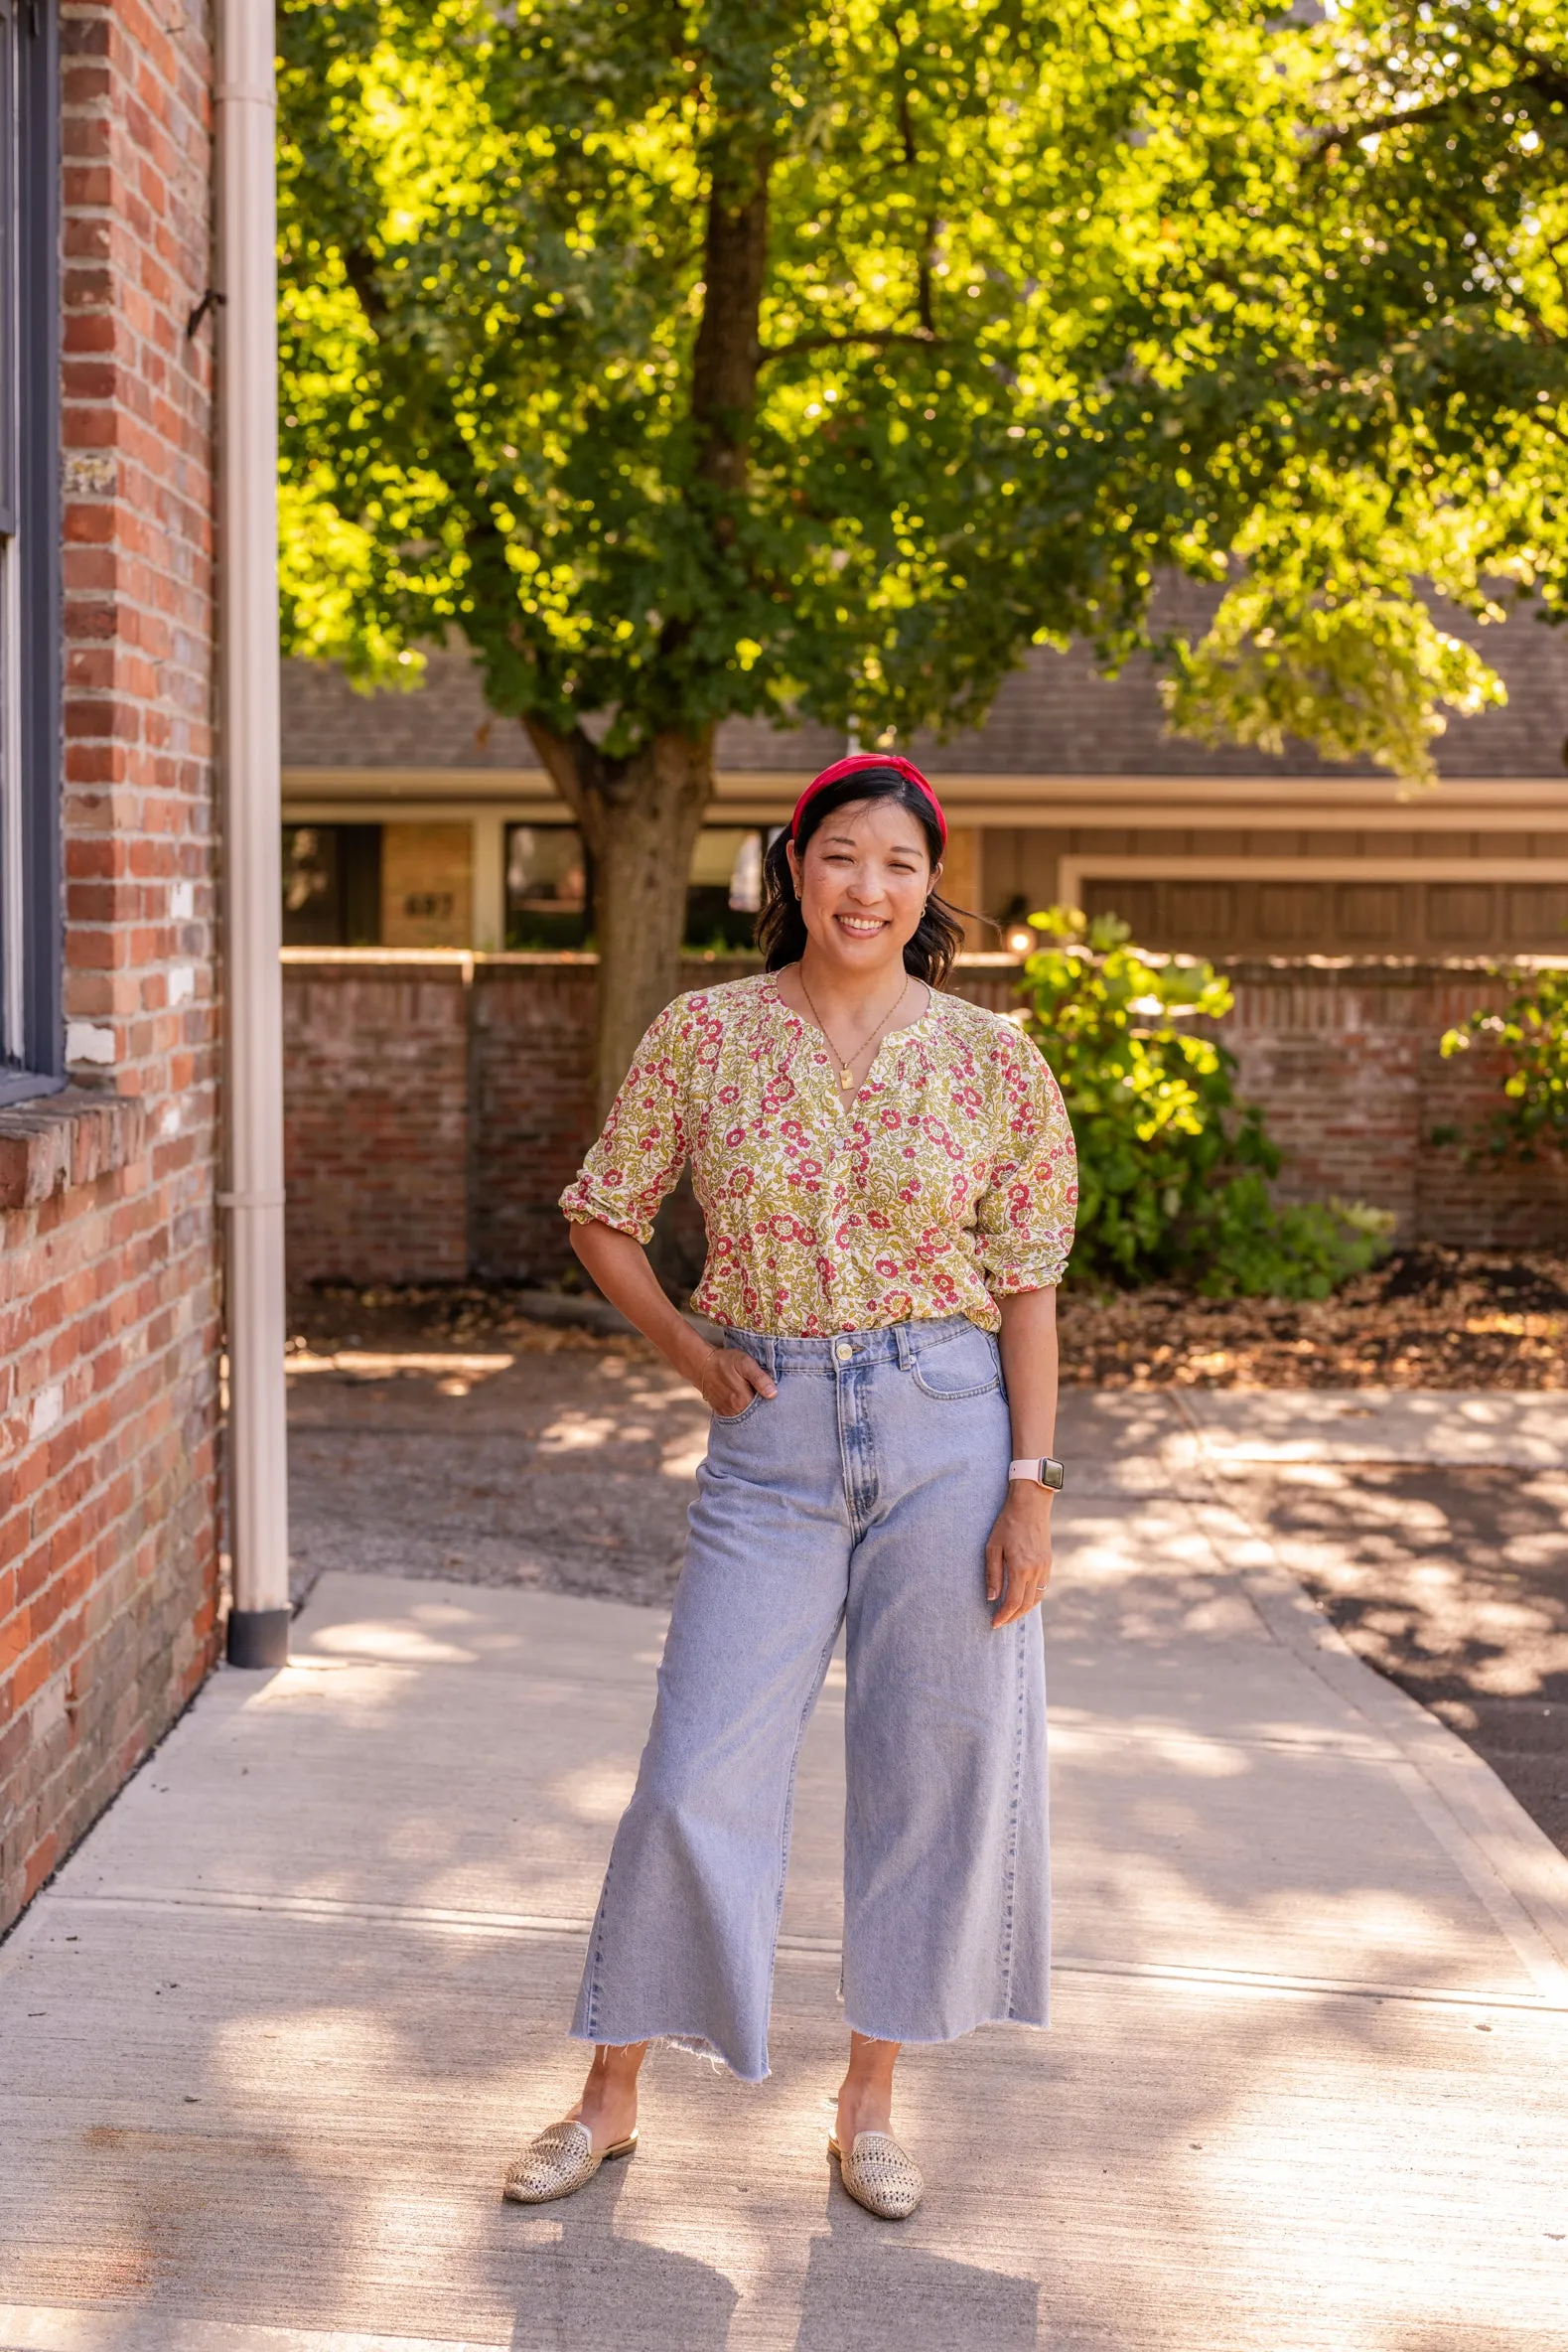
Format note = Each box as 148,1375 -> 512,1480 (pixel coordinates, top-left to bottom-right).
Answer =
282,594 -> 1568,782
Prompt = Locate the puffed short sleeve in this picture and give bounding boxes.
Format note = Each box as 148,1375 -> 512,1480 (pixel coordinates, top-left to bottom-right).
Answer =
560,997 -> 690,1245
974,1023 -> 1078,1295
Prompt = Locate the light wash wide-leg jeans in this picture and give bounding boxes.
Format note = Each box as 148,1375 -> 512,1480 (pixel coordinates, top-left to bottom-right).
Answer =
570,1314 -> 1050,2082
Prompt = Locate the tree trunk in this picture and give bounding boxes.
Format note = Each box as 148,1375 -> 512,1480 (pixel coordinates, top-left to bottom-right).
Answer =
690,154 -> 769,501
524,721 -> 713,1121
519,141 -> 771,1123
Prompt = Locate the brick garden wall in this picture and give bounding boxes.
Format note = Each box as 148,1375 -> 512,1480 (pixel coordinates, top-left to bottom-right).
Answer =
280,951 -> 1568,1290
281,956 -> 473,1283
1220,960 -> 1568,1247
281,951 -> 750,1284
0,4 -> 221,1932
471,956 -> 601,1278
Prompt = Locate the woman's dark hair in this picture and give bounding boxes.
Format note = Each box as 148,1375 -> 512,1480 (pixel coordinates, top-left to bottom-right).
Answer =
756,768 -> 966,985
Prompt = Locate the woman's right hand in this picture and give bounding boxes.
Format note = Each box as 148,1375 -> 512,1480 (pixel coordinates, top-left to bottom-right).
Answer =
697,1344 -> 778,1419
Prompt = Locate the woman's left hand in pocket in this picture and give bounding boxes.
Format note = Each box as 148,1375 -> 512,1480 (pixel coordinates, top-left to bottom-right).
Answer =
985,1488 -> 1054,1626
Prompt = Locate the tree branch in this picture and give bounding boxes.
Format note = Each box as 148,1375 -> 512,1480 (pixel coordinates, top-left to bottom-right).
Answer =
896,50 -> 937,336
521,714 -> 597,821
690,144 -> 772,503
760,326 -> 940,366
1311,59 -> 1568,155
918,240 -> 936,340
342,243 -> 387,328
1521,407 -> 1568,455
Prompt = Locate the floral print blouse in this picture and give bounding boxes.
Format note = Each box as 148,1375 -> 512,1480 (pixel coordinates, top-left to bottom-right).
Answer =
560,971 -> 1076,1337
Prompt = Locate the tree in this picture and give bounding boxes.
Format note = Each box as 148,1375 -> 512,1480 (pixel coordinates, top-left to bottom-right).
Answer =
277,0 -> 1568,1107
1078,0 -> 1568,781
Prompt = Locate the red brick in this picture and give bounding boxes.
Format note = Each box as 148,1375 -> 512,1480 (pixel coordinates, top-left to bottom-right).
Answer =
283,951 -> 1568,1286
2,4 -> 220,1934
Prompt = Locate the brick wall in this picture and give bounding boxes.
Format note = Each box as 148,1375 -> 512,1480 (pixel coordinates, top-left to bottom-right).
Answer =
0,4 -> 221,1933
281,951 -> 753,1284
1219,960 -> 1568,1248
282,956 -> 473,1283
279,951 -> 1568,1291
470,956 -> 600,1279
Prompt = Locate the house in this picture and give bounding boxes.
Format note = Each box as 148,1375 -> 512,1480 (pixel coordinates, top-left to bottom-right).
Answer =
280,596 -> 1568,960
0,1 -> 286,1936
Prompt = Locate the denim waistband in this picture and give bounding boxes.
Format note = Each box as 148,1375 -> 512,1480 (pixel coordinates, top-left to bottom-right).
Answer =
724,1314 -> 983,1377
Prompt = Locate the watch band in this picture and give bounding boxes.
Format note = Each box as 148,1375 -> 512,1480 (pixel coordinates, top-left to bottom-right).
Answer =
1009,1457 -> 1065,1491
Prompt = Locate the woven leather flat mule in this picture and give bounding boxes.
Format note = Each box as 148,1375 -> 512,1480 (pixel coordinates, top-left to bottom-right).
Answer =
503,2120 -> 638,2204
828,2130 -> 925,2220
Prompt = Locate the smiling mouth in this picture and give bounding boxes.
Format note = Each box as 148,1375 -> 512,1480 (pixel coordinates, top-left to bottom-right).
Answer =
835,914 -> 888,936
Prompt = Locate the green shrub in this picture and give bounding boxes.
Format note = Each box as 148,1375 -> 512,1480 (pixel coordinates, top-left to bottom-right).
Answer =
1439,966 -> 1568,1161
1016,906 -> 1394,1297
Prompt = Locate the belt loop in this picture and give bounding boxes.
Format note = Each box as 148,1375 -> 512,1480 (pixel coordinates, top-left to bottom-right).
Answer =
894,1322 -> 913,1371
764,1333 -> 779,1381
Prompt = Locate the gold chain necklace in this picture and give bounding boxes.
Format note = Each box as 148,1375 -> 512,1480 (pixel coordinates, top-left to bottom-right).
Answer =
797,967 -> 912,1094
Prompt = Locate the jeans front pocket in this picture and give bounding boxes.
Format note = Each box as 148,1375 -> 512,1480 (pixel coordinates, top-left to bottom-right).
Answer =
711,1391 -> 766,1428
910,1323 -> 1003,1400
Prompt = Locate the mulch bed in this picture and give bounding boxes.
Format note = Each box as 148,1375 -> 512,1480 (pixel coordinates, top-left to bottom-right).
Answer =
1056,1248 -> 1568,1390
292,1248 -> 1568,1389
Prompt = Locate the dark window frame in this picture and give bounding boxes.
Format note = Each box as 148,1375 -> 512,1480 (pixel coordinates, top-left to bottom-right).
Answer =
0,0 -> 63,1106
280,822 -> 383,948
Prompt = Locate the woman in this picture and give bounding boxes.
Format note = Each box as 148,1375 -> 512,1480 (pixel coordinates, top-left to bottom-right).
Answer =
504,754 -> 1075,2220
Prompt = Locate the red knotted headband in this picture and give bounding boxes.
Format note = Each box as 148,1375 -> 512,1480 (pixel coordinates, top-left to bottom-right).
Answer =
789,753 -> 947,851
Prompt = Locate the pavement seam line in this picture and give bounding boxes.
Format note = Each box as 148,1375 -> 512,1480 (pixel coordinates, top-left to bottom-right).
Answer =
35,1891 -> 1568,2012
1188,1492 -> 1568,1998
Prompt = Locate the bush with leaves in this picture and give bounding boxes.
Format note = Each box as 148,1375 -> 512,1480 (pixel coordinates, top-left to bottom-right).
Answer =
1018,908 -> 1394,1297
1439,967 -> 1568,1161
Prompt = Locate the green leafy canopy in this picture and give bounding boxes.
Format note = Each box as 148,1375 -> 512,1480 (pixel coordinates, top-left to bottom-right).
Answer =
279,0 -> 1568,784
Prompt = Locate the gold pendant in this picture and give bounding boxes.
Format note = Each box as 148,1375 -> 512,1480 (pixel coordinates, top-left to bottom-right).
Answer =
840,1066 -> 854,1090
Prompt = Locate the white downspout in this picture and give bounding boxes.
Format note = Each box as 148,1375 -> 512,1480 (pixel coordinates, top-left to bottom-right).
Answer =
217,1 -> 290,1668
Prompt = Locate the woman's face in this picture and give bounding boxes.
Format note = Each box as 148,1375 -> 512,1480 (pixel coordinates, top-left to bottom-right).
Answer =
785,797 -> 939,975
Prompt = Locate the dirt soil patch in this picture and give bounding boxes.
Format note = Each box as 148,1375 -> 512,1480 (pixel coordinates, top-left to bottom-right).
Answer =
288,1247 -> 1568,1394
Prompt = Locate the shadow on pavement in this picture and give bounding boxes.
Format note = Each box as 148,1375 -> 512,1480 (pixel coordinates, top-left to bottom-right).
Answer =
499,2160 -> 738,2348
789,2186 -> 1040,2350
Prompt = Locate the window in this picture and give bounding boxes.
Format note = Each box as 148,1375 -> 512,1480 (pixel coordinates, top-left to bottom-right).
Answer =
0,0 -> 62,1103
505,823 -> 590,950
504,821 -> 769,953
281,825 -> 382,947
686,826 -> 765,951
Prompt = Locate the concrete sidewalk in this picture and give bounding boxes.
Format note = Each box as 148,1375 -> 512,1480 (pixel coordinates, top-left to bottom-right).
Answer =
3,1398 -> 1568,2350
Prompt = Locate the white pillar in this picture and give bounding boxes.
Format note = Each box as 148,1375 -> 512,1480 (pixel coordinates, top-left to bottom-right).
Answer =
217,1 -> 290,1668
472,812 -> 507,952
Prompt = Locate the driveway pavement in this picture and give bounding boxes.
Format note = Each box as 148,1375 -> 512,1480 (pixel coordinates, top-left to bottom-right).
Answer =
1168,1390 -> 1568,1857
286,1331 -> 1568,1853
3,1393 -> 1567,2348
285,1325 -> 703,1606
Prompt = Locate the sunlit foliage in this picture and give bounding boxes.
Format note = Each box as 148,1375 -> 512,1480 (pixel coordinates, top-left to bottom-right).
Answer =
1020,906 -> 1396,1293
279,0 -> 1568,784
1442,964 -> 1568,1158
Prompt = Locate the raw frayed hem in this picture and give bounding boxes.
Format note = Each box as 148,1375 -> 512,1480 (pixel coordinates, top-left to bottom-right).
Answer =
840,2009 -> 1052,2049
568,2021 -> 770,2085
